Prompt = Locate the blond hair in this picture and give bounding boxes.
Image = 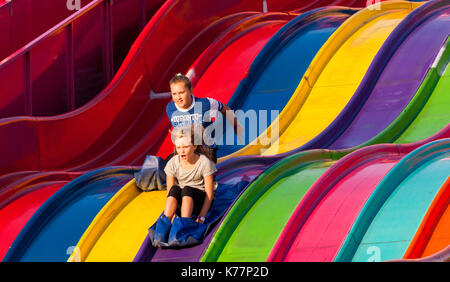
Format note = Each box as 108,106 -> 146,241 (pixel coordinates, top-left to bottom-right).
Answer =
170,125 -> 214,162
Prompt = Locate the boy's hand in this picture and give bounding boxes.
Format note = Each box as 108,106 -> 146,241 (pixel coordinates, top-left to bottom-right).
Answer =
236,124 -> 244,144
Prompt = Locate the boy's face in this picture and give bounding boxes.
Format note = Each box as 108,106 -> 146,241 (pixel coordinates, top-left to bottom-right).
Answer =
175,136 -> 197,162
170,82 -> 193,109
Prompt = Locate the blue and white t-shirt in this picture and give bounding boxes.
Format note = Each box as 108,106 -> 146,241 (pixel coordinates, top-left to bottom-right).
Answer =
166,96 -> 224,149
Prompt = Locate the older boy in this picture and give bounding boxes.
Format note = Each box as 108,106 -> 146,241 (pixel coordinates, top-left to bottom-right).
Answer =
166,73 -> 242,162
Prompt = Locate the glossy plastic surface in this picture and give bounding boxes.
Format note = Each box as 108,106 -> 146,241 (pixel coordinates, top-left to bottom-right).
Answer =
200,2 -> 418,261
268,8 -> 450,260
216,7 -> 356,157
0,0 -> 165,118
68,13 -> 293,262
219,1 -> 421,161
0,182 -> 64,261
268,132 -> 449,262
0,0 -> 319,262
0,0 -> 91,61
3,167 -> 135,262
0,0 -> 271,178
335,138 -> 450,262
403,177 -> 450,259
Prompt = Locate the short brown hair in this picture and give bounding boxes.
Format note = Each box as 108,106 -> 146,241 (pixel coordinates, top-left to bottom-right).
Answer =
170,73 -> 192,91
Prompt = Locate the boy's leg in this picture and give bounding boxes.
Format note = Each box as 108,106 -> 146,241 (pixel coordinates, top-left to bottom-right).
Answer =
165,185 -> 181,221
180,186 -> 206,218
181,196 -> 194,218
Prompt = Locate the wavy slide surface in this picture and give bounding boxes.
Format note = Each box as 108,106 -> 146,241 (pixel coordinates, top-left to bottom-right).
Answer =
2,167 -> 135,262
403,177 -> 450,259
14,1 -> 370,264
0,0 -> 422,262
0,0 -> 165,118
268,129 -> 449,262
266,1 -> 450,262
0,0 -> 282,181
219,1 -> 421,161
302,0 -> 450,151
335,138 -> 450,262
0,0 -> 281,212
64,13 -> 298,263
271,28 -> 450,261
201,2 -> 421,262
72,5 -> 364,263
215,7 -> 357,158
2,1 -> 308,262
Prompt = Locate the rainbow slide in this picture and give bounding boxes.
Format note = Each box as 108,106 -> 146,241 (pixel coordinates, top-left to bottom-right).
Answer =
76,7 -> 363,262
268,3 -> 450,262
1,0 -> 449,262
202,0 -> 450,262
0,0 -> 370,262
201,0 -> 420,260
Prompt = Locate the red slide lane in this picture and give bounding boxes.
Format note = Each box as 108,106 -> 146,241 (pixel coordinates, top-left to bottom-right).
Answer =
268,125 -> 450,262
0,0 -> 373,178
0,0 -> 271,177
0,5 -> 298,260
0,0 -> 91,61
0,181 -> 67,260
0,0 -> 166,118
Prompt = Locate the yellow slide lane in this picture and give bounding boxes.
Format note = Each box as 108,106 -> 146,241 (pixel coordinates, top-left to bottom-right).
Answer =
219,1 -> 422,160
68,1 -> 423,263
68,179 -> 166,262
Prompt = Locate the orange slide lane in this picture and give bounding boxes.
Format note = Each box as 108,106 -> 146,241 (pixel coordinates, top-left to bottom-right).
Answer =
403,177 -> 450,259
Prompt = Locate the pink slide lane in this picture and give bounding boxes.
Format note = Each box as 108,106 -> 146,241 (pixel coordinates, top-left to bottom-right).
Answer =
267,125 -> 450,262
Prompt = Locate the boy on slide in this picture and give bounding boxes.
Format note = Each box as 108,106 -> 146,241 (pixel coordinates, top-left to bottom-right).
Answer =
163,129 -> 217,225
150,129 -> 217,247
166,73 -> 243,163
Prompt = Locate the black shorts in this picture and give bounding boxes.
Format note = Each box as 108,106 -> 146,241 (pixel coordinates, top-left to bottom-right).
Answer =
167,185 -> 206,216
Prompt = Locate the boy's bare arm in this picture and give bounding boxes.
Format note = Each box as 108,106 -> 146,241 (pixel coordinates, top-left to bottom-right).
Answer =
197,174 -> 214,222
220,104 -> 243,139
166,175 -> 175,196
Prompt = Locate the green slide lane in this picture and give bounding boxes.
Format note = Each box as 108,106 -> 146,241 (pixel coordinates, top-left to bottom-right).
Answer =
396,54 -> 450,143
217,161 -> 332,261
201,151 -> 341,261
201,36 -> 450,263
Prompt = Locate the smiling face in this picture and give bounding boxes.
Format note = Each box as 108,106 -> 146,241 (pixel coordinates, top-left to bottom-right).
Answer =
170,81 -> 193,110
175,136 -> 197,162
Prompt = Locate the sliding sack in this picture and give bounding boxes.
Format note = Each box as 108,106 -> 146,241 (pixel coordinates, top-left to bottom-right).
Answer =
148,180 -> 249,248
134,155 -> 166,192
